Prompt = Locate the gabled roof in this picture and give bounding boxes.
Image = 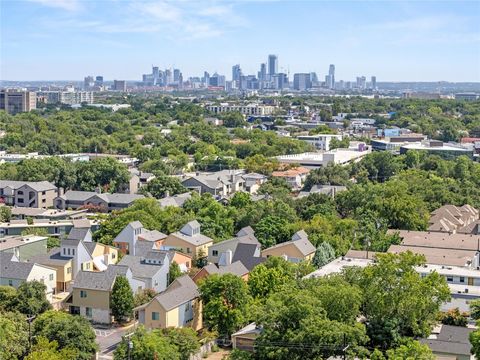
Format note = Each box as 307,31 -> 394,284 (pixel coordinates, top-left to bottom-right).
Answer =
0,252 -> 51,280
138,230 -> 167,242
139,275 -> 198,311
118,254 -> 168,279
67,227 -> 90,242
171,231 -> 213,246
232,243 -> 266,271
263,236 -> 316,257
0,180 -> 57,192
158,192 -> 192,208
201,261 -> 249,278
73,265 -> 128,291
236,226 -> 255,238
420,325 -> 473,356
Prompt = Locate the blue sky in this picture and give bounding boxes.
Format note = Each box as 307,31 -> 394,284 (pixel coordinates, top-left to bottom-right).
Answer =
1,0 -> 479,81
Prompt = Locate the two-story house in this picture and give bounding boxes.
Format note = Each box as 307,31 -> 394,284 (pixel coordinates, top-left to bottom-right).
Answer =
163,220 -> 214,257
262,230 -> 316,263
112,221 -> 167,255
0,180 -> 57,208
135,275 -> 202,331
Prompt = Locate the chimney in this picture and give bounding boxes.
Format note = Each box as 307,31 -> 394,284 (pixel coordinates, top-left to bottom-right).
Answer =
225,250 -> 232,266
57,187 -> 65,197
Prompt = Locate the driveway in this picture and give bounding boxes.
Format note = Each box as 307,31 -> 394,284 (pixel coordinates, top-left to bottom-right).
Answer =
95,322 -> 137,360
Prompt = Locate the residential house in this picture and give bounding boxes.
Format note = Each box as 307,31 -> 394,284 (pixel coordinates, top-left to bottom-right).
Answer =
0,234 -> 48,261
208,227 -> 260,265
112,221 -> 167,255
0,252 -> 57,301
0,218 -> 100,238
10,207 -> 88,221
241,173 -> 268,194
181,170 -> 246,197
54,190 -> 144,212
271,167 -> 310,189
232,323 -> 263,352
158,192 -> 192,208
192,261 -> 249,284
0,180 -> 57,208
232,242 -> 266,271
135,275 -> 202,331
127,169 -> 155,194
117,251 -> 171,293
66,265 -> 144,324
420,325 -> 474,360
163,220 -> 214,257
261,230 -> 316,263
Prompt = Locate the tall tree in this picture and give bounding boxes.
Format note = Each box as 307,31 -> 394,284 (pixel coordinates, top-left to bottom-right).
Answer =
110,276 -> 134,323
199,274 -> 250,337
14,281 -> 51,316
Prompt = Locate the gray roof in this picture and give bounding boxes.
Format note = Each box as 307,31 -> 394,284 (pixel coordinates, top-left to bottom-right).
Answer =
0,252 -> 36,280
420,325 -> 473,356
67,228 -> 90,241
0,180 -> 56,192
236,226 -> 255,237
148,275 -> 199,311
264,236 -> 316,257
73,265 -> 128,291
158,192 -> 192,208
232,243 -> 266,271
118,254 -> 167,279
171,231 -> 213,246
203,261 -> 249,277
30,247 -> 72,266
130,221 -> 143,229
138,230 -> 167,242
83,242 -> 97,255
60,191 -> 144,204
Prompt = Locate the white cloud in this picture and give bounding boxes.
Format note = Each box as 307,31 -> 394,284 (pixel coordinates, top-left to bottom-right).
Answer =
133,1 -> 182,22
28,0 -> 82,11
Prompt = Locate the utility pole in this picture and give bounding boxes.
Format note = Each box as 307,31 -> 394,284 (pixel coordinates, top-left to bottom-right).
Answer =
26,315 -> 36,353
124,332 -> 134,360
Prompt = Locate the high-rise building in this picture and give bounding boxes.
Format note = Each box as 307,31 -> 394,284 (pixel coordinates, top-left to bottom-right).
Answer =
232,64 -> 242,82
94,76 -> 104,87
325,75 -> 334,89
293,73 -> 312,91
356,76 -> 367,90
173,69 -> 181,83
113,80 -> 127,92
328,64 -> 335,89
84,76 -> 94,90
273,73 -> 288,90
209,73 -> 226,88
268,55 -> 278,76
370,76 -> 377,90
0,90 -> 36,114
258,63 -> 267,81
165,69 -> 173,85
203,71 -> 210,87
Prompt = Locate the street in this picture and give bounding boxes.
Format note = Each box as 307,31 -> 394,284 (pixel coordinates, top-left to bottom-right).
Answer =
94,322 -> 137,360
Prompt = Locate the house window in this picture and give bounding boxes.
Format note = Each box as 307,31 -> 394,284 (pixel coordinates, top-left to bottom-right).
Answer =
85,307 -> 92,318
185,302 -> 191,312
49,274 -> 54,281
17,191 -> 23,195
446,276 -> 453,282
17,198 -> 24,203
186,248 -> 191,254
67,248 -> 71,256
72,249 -> 75,256
67,267 -> 72,274
212,250 -> 218,256
460,277 -> 465,283
63,248 -> 66,255
112,253 -> 116,259
152,312 -> 159,320
42,191 -> 46,195
42,199 -> 46,203
80,290 -> 87,298
8,280 -> 13,286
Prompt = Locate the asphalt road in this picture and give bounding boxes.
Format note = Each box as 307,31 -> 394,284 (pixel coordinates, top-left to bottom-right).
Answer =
94,323 -> 136,360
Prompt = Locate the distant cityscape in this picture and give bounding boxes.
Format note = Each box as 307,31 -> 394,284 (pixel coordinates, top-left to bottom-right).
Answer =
1,53 -> 480,115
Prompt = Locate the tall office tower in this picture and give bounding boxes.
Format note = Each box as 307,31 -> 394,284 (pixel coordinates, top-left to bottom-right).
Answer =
84,76 -> 94,90
0,90 -> 36,114
371,76 -> 377,90
232,64 -> 242,82
173,69 -> 181,83
203,71 -> 210,87
113,80 -> 127,92
209,73 -> 226,88
310,72 -> 319,83
328,64 -> 335,89
325,75 -> 334,89
165,69 -> 173,85
257,63 -> 267,82
356,76 -> 367,90
293,73 -> 312,91
273,73 -> 288,90
94,76 -> 104,87
268,54 -> 278,76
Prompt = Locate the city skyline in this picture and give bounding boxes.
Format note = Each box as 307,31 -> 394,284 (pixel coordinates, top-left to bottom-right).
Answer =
1,0 -> 480,82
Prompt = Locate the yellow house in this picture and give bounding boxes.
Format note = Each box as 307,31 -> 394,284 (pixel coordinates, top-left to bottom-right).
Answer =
163,220 -> 213,257
261,230 -> 316,263
135,275 -> 202,331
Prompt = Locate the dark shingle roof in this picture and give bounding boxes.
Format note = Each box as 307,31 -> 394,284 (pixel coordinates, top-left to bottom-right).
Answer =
420,325 -> 473,356
67,228 -> 90,241
73,265 -> 128,291
232,243 -> 266,271
147,275 -> 199,311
